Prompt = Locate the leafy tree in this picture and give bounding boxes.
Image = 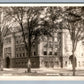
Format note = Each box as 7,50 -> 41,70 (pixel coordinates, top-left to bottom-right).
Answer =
44,7 -> 64,67
5,7 -> 52,72
63,7 -> 84,76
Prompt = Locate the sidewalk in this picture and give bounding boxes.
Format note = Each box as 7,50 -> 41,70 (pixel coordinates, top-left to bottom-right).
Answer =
0,68 -> 84,76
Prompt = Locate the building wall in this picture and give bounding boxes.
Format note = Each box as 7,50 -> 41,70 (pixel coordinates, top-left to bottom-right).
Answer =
62,29 -> 84,68
2,29 -> 84,69
3,32 -> 40,68
3,31 -> 61,68
0,30 -> 3,67
38,33 -> 62,68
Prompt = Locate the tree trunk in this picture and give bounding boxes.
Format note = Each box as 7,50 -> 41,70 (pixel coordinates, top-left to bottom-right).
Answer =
27,51 -> 31,73
27,42 -> 31,73
72,22 -> 76,76
0,60 -> 3,71
27,26 -> 32,73
27,44 -> 31,73
47,36 -> 49,68
0,8 -> 3,71
35,36 -> 39,57
72,40 -> 76,76
52,33 -> 55,68
59,31 -> 63,68
0,59 -> 3,71
72,51 -> 76,76
27,58 -> 31,73
19,23 -> 31,73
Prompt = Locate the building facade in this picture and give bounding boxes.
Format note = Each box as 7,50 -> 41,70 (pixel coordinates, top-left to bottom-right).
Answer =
2,28 -> 84,69
0,30 -> 3,68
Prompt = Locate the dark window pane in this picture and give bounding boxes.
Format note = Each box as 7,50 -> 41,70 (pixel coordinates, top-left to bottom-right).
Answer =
34,52 -> 36,55
49,52 -> 52,55
54,52 -> 57,55
44,51 -> 47,55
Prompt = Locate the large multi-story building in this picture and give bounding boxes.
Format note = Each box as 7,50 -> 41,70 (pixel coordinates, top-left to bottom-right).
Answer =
2,26 -> 84,69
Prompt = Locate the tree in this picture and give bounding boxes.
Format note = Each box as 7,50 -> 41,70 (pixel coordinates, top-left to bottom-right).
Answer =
0,7 -> 12,71
44,7 -> 64,68
63,7 -> 84,76
5,7 -> 52,72
0,7 -> 6,71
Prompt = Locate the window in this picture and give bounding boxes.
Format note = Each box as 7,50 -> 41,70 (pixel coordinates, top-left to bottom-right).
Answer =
44,51 -> 47,55
23,53 -> 25,57
34,52 -> 36,55
4,38 -> 11,44
49,42 -> 53,48
16,48 -> 18,51
44,42 -> 48,48
83,61 -> 84,66
49,51 -> 52,55
22,62 -> 23,64
20,53 -> 22,57
16,41 -> 18,44
82,41 -> 84,45
54,52 -> 57,55
16,54 -> 18,57
55,43 -> 58,47
4,47 -> 11,53
22,47 -> 24,50
19,47 -> 21,51
78,61 -> 80,67
55,61 -> 59,65
32,43 -> 35,48
65,61 -> 67,66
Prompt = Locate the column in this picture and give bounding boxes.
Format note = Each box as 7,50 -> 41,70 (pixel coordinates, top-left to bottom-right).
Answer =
11,33 -> 15,67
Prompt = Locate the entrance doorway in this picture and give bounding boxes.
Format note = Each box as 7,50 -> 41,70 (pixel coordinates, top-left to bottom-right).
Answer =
6,57 -> 10,68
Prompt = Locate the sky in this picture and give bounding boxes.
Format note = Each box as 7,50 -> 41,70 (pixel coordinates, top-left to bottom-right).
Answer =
0,81 -> 84,84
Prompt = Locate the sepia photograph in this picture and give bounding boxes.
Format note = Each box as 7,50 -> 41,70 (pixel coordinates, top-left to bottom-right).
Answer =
0,4 -> 84,79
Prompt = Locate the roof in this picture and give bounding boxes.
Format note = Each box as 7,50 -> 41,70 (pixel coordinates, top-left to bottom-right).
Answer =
2,22 -> 28,37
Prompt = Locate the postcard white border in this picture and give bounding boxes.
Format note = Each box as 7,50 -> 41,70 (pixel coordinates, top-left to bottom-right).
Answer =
0,76 -> 84,80
0,3 -> 84,80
